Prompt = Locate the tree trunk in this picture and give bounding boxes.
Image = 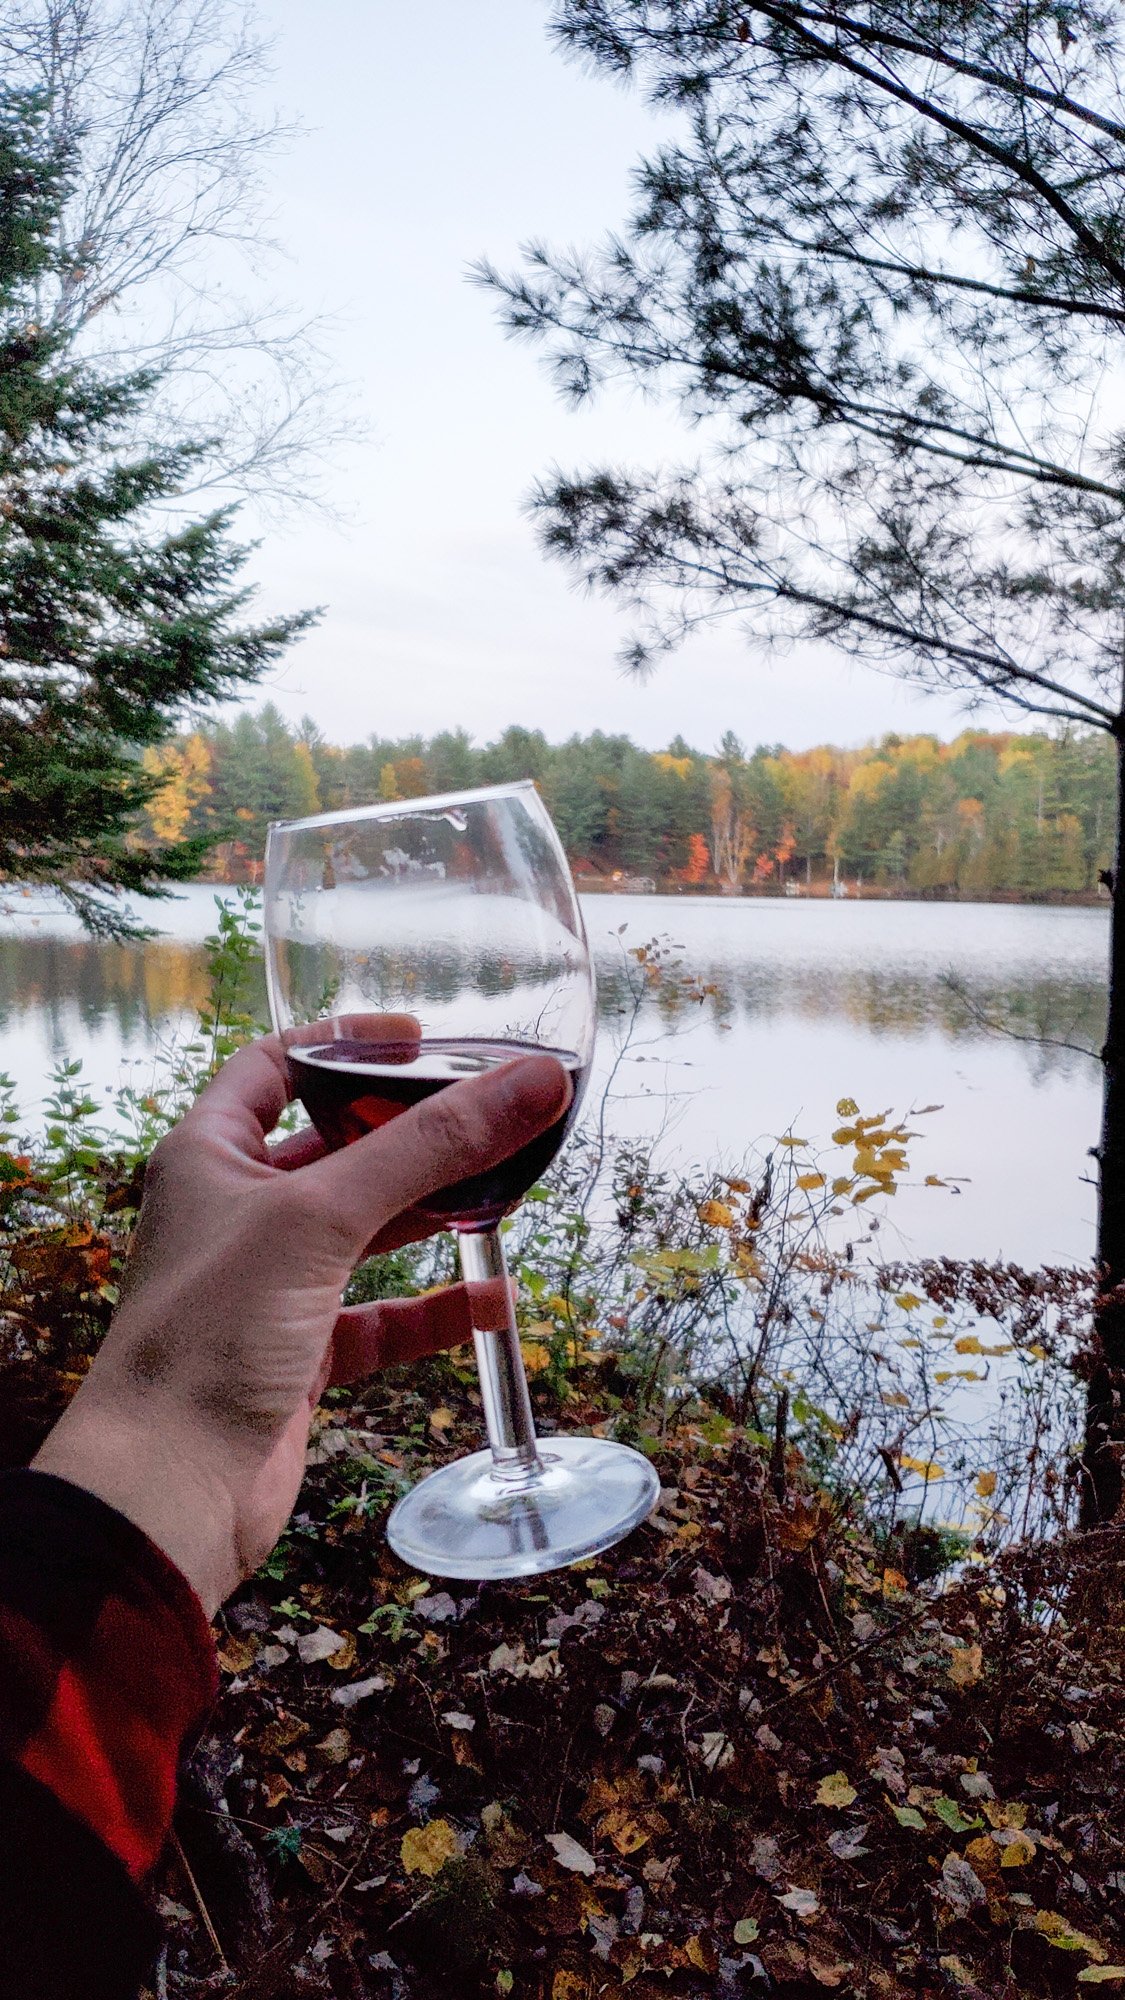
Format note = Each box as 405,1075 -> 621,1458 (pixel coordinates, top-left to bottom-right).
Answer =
1083,726 -> 1125,1524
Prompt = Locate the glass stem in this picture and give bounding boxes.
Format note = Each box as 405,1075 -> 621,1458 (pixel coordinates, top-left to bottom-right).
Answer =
457,1227 -> 543,1480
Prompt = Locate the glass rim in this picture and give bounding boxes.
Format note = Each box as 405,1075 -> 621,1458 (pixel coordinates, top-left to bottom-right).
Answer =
266,779 -> 539,839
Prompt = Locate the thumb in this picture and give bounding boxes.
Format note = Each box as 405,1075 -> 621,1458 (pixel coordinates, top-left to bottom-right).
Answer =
303,1052 -> 573,1255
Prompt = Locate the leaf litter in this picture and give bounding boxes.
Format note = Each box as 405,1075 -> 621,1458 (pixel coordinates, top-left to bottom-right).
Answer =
152,1358 -> 1125,1998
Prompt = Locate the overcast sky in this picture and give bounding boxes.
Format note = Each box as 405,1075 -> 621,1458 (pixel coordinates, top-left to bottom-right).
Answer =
235,0 -> 989,754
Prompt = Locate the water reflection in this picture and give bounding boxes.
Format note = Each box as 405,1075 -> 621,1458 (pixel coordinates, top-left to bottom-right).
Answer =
0,925 -> 1105,1083
0,888 -> 1107,1264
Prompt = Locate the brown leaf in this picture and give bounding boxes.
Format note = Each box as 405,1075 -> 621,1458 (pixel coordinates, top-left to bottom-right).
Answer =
949,1644 -> 983,1688
216,1635 -> 258,1675
316,1727 -> 351,1765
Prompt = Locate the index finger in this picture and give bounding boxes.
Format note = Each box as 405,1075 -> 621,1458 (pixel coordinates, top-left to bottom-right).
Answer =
188,1016 -> 421,1156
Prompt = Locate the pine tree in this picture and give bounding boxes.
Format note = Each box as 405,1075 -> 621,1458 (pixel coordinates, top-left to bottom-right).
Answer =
486,0 -> 1125,1519
0,92 -> 314,937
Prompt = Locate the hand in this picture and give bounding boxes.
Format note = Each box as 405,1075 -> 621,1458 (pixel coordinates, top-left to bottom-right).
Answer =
33,1023 -> 571,1615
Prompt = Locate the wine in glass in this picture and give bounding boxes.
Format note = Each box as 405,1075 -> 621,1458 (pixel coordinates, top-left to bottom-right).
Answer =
264,781 -> 659,1579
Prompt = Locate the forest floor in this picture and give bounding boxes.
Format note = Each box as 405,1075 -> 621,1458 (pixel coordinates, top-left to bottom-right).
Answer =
147,1351 -> 1125,2000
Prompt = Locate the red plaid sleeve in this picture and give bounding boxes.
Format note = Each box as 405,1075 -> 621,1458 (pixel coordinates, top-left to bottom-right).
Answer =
0,1469 -> 217,1880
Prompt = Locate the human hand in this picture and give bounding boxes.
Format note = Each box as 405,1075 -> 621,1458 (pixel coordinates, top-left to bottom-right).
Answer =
33,1023 -> 571,1615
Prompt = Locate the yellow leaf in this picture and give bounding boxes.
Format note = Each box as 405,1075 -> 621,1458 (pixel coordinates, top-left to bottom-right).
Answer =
326,1631 -> 357,1673
900,1455 -> 945,1481
954,1336 -> 983,1355
796,1172 -> 827,1191
698,1199 -> 735,1228
600,1809 -> 655,1854
881,1391 -> 911,1408
933,1314 -> 948,1328
949,1644 -> 983,1688
894,1293 -> 923,1311
852,1183 -> 887,1204
429,1406 -> 455,1434
520,1339 -> 552,1376
831,1176 -> 853,1195
1078,1970 -> 1125,1985
1000,1833 -> 1036,1869
777,1136 -> 809,1148
925,1174 -> 946,1186
1028,1342 -> 1047,1360
836,1098 -> 860,1117
401,1819 -> 458,1877
816,1770 -> 857,1808
1035,1911 -> 1107,1959
552,1974 -> 587,2000
975,1471 -> 997,1499
882,1567 -> 909,1596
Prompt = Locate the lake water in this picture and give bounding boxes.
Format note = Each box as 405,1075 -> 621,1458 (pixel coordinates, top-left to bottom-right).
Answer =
0,886 -> 1107,1269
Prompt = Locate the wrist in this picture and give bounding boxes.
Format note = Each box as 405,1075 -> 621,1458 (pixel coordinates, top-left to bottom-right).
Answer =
32,1394 -> 244,1618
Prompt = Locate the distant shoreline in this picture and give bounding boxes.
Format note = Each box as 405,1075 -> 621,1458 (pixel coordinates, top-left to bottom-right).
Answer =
190,869 -> 1110,909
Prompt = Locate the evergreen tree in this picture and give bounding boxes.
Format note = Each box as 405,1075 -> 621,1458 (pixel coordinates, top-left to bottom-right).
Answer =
485,0 -> 1125,1518
0,92 -> 313,936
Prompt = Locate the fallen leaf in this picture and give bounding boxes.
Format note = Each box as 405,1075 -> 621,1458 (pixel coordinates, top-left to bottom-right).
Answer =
828,1824 -> 870,1860
325,1631 -> 356,1672
940,1852 -> 987,1915
1000,1833 -> 1036,1869
933,1796 -> 981,1835
810,1961 -> 852,1988
546,1831 -> 596,1876
940,1957 -> 977,1988
316,1727 -> 351,1764
217,1635 -> 257,1674
734,1917 -> 760,1945
891,1805 -> 926,1831
443,1710 -> 475,1731
1035,1911 -> 1107,1958
949,1644 -> 984,1688
959,1772 -> 995,1801
330,1674 -> 387,1709
816,1770 -> 857,1809
700,1731 -> 734,1771
489,1642 -> 526,1675
552,1973 -> 586,2000
401,1819 -> 458,1878
416,1591 -> 458,1624
750,1834 -> 782,1882
1078,1971 -> 1125,1985
481,1802 -> 528,1869
296,1624 -> 346,1666
685,1934 -> 719,1973
777,1886 -> 819,1918
693,1566 -> 733,1604
429,1405 -> 455,1435
599,1810 -> 654,1855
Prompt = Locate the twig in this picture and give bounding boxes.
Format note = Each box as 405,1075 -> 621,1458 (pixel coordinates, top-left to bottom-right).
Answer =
170,1829 -> 229,1970
942,973 -> 1099,1063
757,1603 -> 932,1721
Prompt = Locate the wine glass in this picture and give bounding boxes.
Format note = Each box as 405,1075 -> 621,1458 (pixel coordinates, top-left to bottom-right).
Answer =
263,781 -> 659,1579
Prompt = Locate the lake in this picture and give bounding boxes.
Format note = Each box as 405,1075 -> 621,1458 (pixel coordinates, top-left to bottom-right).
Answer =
0,886 -> 1106,1269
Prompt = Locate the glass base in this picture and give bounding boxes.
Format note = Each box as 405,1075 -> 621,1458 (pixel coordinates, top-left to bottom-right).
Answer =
385,1434 -> 661,1580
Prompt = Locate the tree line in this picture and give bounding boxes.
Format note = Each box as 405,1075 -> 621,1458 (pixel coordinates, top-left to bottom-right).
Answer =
139,704 -> 1116,900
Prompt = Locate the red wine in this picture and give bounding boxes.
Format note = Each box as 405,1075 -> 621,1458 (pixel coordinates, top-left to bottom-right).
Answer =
287,1037 -> 584,1230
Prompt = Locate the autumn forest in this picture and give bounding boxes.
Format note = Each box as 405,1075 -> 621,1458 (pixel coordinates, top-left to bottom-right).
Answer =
141,704 -> 1117,899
